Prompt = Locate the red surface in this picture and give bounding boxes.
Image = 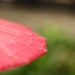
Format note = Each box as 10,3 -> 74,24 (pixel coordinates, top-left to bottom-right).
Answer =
0,19 -> 48,71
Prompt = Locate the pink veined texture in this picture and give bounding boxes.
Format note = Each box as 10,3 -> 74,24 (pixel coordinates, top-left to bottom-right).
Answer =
0,19 -> 48,71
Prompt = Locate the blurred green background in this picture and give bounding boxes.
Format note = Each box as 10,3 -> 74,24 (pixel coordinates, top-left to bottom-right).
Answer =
0,1 -> 75,75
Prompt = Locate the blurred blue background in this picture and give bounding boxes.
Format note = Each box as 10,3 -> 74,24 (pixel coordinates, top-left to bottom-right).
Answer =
0,0 -> 75,75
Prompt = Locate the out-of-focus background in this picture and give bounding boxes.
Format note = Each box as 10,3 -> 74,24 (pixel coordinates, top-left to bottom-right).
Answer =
0,0 -> 75,75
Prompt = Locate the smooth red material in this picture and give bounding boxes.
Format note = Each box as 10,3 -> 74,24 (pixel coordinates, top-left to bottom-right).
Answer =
0,19 -> 48,71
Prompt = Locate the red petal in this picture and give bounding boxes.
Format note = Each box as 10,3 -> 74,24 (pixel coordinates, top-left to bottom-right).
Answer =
0,19 -> 48,71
